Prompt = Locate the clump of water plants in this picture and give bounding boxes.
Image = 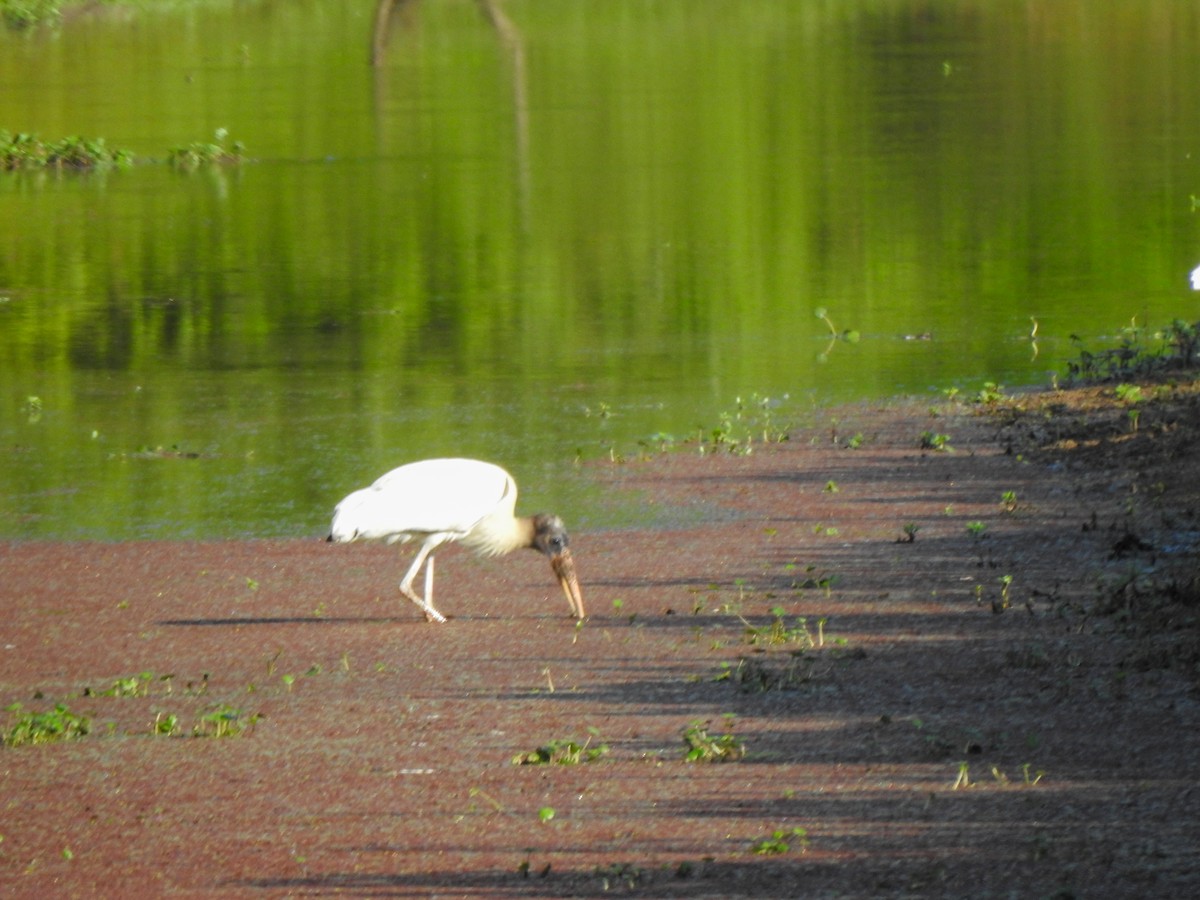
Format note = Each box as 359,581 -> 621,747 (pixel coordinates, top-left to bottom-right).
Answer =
1067,317 -> 1200,382
167,128 -> 245,170
1,0 -> 61,29
0,130 -> 133,170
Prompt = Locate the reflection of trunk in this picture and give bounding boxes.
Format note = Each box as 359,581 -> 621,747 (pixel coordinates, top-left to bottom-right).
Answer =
372,0 -> 523,68
476,0 -> 530,221
371,0 -> 416,69
371,0 -> 530,223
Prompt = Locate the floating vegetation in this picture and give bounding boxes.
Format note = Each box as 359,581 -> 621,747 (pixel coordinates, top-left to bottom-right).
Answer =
0,128 -> 247,172
167,128 -> 245,170
0,130 -> 133,171
815,306 -> 861,363
1,0 -> 62,30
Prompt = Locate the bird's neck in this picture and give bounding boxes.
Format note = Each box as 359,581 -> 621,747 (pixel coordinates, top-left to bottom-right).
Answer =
462,512 -> 536,557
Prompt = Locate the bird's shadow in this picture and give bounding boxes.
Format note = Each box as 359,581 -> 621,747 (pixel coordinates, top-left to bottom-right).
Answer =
157,613 -> 563,627
157,616 -> 408,627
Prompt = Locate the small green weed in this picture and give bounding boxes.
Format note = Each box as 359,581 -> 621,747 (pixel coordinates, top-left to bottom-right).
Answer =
682,718 -> 745,763
740,610 -> 823,648
96,671 -> 157,698
918,430 -> 953,452
750,826 -> 809,855
1114,383 -> 1144,431
595,862 -> 645,890
991,574 -> 1014,613
192,704 -> 261,738
714,655 -> 815,693
975,381 -> 1005,405
513,728 -> 608,766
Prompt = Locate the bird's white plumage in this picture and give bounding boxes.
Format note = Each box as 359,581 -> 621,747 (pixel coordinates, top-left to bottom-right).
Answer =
330,458 -> 517,549
1190,263 -> 1200,291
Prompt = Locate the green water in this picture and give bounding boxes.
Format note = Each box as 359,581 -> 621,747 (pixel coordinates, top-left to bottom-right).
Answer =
2,0 -> 1200,539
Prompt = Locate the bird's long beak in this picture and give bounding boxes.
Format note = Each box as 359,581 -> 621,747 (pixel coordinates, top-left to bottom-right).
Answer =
550,549 -> 585,619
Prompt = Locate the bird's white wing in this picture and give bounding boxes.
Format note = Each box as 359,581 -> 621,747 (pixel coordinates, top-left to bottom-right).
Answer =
331,458 -> 516,542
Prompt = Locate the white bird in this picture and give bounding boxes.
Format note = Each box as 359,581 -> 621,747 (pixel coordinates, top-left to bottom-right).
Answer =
327,458 -> 585,623
1190,264 -> 1200,291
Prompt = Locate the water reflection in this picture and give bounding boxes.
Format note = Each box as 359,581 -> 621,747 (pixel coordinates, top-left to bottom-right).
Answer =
2,0 -> 1200,540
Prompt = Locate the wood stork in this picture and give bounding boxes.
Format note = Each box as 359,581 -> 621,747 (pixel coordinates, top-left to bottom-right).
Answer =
327,458 -> 585,623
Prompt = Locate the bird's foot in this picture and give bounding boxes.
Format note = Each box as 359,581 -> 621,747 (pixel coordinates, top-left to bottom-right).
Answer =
400,585 -> 447,624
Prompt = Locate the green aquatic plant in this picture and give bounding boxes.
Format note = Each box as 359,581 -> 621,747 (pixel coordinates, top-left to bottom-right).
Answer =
814,307 -> 860,344
167,128 -> 245,170
1066,316 -> 1200,382
0,130 -> 133,170
1,0 -> 61,28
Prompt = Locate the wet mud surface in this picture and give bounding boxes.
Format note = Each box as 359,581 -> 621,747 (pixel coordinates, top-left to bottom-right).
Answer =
2,379 -> 1198,897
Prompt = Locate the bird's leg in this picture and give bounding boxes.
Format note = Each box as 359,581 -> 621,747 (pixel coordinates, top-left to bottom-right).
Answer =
398,542 -> 447,624
424,556 -> 437,620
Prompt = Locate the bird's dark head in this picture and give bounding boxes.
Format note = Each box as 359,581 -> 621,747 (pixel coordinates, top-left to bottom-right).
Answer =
531,514 -> 570,558
531,514 -> 585,620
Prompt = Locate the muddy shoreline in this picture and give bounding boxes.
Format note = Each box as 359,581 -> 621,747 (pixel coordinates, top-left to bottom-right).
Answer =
2,380 -> 1198,897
